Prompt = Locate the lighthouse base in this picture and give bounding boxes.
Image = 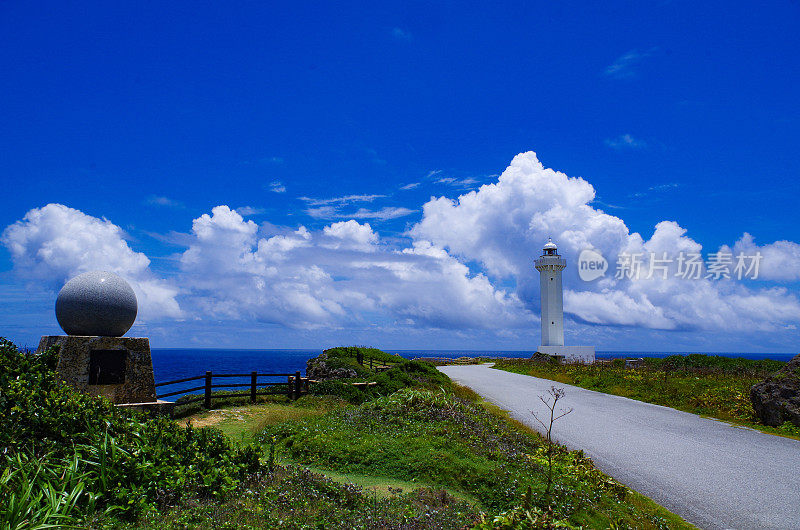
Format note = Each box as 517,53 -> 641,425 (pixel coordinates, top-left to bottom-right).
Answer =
536,345 -> 595,364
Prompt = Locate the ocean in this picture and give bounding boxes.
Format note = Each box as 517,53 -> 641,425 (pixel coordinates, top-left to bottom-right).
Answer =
151,348 -> 797,387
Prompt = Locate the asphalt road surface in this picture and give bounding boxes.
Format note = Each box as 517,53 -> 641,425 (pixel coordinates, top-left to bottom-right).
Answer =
439,363 -> 800,530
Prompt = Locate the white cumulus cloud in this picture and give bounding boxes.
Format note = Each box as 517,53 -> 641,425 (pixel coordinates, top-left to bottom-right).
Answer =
410,151 -> 800,332
730,233 -> 800,281
4,152 -> 799,343
176,206 -> 527,330
1,204 -> 181,320
323,220 -> 379,251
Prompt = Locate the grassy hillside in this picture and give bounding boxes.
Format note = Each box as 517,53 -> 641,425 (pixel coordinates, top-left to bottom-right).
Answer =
262,387 -> 693,529
2,341 -> 695,528
493,354 -> 800,439
308,346 -> 452,403
323,345 -> 406,364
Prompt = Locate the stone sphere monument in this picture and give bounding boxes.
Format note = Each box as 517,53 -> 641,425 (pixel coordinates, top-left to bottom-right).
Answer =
56,271 -> 138,337
36,271 -> 166,412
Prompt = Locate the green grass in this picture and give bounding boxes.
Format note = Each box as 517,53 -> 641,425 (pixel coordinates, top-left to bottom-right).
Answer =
155,395 -> 486,529
309,346 -> 407,382
493,355 -> 800,440
301,465 -> 478,503
261,387 -> 695,529
307,346 -> 453,403
172,390 -> 295,419
179,393 -> 478,500
324,345 -> 406,364
183,399 -> 343,444
97,465 -> 480,529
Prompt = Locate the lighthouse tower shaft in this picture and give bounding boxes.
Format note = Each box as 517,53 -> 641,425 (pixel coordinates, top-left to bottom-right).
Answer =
534,243 -> 566,347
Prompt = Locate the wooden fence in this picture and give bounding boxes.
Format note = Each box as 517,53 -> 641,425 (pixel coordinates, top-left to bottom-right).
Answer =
155,371 -> 309,409
357,353 -> 403,371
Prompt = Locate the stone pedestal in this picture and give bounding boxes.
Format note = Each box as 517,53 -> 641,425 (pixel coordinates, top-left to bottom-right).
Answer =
36,335 -> 156,404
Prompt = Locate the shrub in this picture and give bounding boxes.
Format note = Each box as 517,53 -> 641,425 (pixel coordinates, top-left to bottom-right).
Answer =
0,339 -> 265,526
323,346 -> 404,364
309,348 -> 452,403
1,451 -> 91,529
308,380 -> 366,402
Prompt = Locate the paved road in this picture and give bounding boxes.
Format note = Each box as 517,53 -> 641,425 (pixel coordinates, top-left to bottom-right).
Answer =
439,363 -> 800,530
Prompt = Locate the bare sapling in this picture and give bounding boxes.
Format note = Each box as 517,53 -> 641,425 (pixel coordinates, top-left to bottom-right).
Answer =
531,386 -> 573,497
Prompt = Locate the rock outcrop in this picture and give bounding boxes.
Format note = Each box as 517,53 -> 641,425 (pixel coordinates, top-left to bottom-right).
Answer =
750,354 -> 800,427
306,353 -> 358,381
530,351 -> 558,363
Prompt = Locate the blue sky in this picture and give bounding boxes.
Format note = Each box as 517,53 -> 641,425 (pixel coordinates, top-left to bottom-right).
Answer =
2,1 -> 799,352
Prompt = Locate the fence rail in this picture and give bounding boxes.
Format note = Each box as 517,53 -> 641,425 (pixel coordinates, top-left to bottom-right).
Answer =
155,370 -> 309,409
356,353 -> 403,371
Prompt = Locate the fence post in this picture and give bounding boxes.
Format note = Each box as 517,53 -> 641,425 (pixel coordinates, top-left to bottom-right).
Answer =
294,371 -> 301,400
369,357 -> 373,370
287,375 -> 293,400
250,371 -> 257,403
204,371 -> 212,409
357,351 -> 364,365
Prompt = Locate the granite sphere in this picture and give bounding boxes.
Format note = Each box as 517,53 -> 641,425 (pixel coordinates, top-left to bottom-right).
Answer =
55,271 -> 138,337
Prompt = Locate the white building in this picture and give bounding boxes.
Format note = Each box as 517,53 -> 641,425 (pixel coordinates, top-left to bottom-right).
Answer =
534,238 -> 595,363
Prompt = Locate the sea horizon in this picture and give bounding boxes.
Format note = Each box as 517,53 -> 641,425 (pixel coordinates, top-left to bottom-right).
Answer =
150,348 -> 797,388
152,347 -> 798,356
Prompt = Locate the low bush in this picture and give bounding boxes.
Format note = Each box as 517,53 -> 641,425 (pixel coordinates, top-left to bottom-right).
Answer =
0,339 -> 265,526
323,346 -> 404,364
307,379 -> 367,403
309,347 -> 451,403
1,451 -> 90,529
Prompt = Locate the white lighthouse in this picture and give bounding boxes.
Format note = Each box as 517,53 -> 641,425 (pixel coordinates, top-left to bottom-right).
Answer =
535,238 -> 566,347
534,238 -> 595,363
